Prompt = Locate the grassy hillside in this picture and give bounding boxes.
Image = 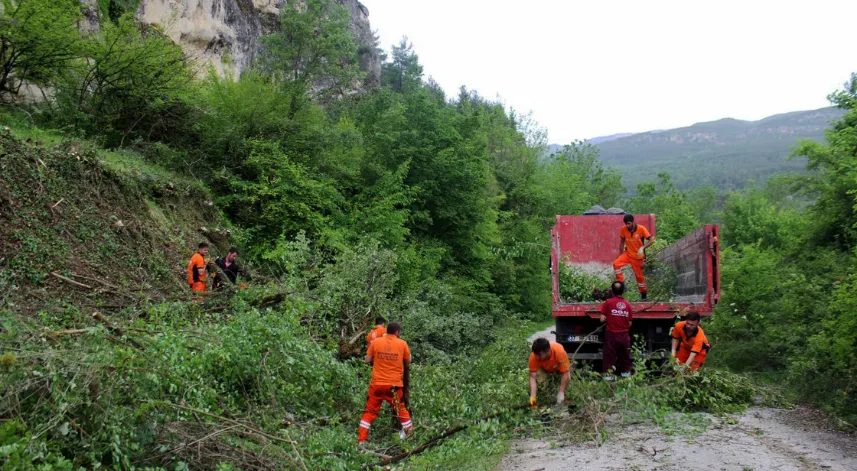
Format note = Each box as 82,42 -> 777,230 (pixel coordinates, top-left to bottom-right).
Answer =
0,128 -> 227,316
551,107 -> 844,192
0,127 -> 534,470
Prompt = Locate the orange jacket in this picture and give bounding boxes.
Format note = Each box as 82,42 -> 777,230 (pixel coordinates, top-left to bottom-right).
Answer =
366,325 -> 386,345
620,224 -> 652,260
528,341 -> 571,374
672,321 -> 710,354
188,253 -> 207,286
367,335 -> 411,387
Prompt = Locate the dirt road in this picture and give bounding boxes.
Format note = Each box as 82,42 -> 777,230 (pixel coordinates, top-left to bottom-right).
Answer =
496,405 -> 857,471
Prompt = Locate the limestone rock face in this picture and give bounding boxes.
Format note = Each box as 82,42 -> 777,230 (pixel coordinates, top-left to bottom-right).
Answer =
135,0 -> 380,82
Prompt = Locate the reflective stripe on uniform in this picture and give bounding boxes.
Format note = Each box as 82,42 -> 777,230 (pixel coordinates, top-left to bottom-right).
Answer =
359,420 -> 371,429
401,420 -> 413,428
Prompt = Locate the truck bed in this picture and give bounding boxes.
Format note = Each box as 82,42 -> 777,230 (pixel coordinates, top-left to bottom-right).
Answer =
550,215 -> 720,359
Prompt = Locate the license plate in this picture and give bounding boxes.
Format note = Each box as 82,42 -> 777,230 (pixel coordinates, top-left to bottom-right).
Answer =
567,335 -> 600,343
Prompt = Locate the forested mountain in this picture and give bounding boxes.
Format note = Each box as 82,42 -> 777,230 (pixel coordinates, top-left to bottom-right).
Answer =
551,107 -> 844,192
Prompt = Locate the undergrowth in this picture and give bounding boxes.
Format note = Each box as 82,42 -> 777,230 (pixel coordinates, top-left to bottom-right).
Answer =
1,296 -> 782,470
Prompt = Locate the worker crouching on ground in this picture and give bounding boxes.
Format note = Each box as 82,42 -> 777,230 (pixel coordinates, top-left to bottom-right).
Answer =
671,311 -> 711,372
528,338 -> 571,408
213,247 -> 241,289
613,214 -> 654,300
188,242 -> 209,293
358,322 -> 413,447
365,317 -> 386,346
600,280 -> 633,381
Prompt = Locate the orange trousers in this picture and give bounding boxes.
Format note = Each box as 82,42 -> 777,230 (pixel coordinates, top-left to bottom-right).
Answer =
613,253 -> 646,293
677,348 -> 707,371
190,282 -> 206,293
358,384 -> 412,443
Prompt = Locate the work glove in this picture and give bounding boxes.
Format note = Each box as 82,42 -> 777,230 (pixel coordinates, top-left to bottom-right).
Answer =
556,392 -> 565,405
637,248 -> 644,257
529,396 -> 538,409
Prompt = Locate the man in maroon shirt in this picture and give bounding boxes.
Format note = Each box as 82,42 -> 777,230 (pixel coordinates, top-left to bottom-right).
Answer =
600,280 -> 633,380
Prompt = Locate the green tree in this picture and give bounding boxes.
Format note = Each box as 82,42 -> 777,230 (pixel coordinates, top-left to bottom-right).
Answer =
0,0 -> 82,101
626,172 -> 699,242
257,0 -> 360,118
54,14 -> 193,145
534,142 -> 623,224
791,73 -> 857,250
381,37 -> 422,93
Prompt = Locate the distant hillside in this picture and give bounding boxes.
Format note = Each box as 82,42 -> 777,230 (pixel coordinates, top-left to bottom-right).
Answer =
547,132 -> 633,154
551,107 -> 844,192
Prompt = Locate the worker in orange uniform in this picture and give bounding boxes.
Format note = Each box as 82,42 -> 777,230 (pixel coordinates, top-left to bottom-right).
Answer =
358,322 -> 413,447
670,311 -> 710,371
365,317 -> 387,346
528,338 -> 571,407
187,242 -> 209,293
614,214 -> 655,300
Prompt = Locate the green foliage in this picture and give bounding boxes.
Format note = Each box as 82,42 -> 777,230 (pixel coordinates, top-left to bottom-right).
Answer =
0,0 -> 83,100
535,142 -> 623,221
791,74 -> 857,250
98,0 -> 140,22
626,172 -> 700,242
706,77 -> 857,424
559,264 -> 607,302
52,14 -> 194,145
791,274 -> 857,423
258,0 -> 361,117
0,131 -> 220,315
0,303 -> 538,470
381,37 -> 423,94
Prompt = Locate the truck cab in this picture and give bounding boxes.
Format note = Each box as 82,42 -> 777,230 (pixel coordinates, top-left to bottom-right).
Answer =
550,214 -> 720,361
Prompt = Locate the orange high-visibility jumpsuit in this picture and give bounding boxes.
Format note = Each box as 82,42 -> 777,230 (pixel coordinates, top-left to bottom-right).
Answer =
188,253 -> 207,293
358,335 -> 413,443
614,224 -> 651,294
672,321 -> 710,371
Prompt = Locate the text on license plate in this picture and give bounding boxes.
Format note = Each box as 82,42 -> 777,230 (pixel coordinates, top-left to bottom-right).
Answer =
567,335 -> 600,343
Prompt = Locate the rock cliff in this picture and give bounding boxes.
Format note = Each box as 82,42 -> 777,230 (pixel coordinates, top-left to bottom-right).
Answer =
134,0 -> 380,82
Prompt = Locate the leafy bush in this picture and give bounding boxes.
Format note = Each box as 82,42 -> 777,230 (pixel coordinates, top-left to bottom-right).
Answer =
52,14 -> 195,145
559,264 -> 607,302
0,0 -> 83,100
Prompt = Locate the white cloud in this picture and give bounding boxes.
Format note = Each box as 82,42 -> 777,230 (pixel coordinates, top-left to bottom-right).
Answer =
361,0 -> 857,143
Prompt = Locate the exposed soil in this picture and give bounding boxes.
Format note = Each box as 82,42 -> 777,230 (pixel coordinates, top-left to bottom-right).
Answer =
496,405 -> 857,471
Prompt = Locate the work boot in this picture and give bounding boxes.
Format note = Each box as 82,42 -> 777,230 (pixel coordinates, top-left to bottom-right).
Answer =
620,372 -> 631,379
640,292 -> 647,300
603,374 -> 615,381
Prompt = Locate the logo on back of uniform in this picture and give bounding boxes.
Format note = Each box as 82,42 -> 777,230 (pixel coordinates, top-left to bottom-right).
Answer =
617,302 -> 626,309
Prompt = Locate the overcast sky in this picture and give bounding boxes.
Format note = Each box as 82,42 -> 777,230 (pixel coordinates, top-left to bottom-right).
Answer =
360,0 -> 857,144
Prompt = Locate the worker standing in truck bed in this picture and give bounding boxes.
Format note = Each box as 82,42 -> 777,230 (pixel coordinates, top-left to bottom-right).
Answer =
613,214 -> 655,300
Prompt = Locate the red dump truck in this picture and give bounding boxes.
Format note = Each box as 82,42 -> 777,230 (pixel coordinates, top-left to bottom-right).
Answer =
550,214 -> 720,361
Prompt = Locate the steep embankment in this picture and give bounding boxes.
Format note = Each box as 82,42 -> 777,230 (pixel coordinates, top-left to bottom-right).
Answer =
0,129 -> 228,314
0,131 -> 533,470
